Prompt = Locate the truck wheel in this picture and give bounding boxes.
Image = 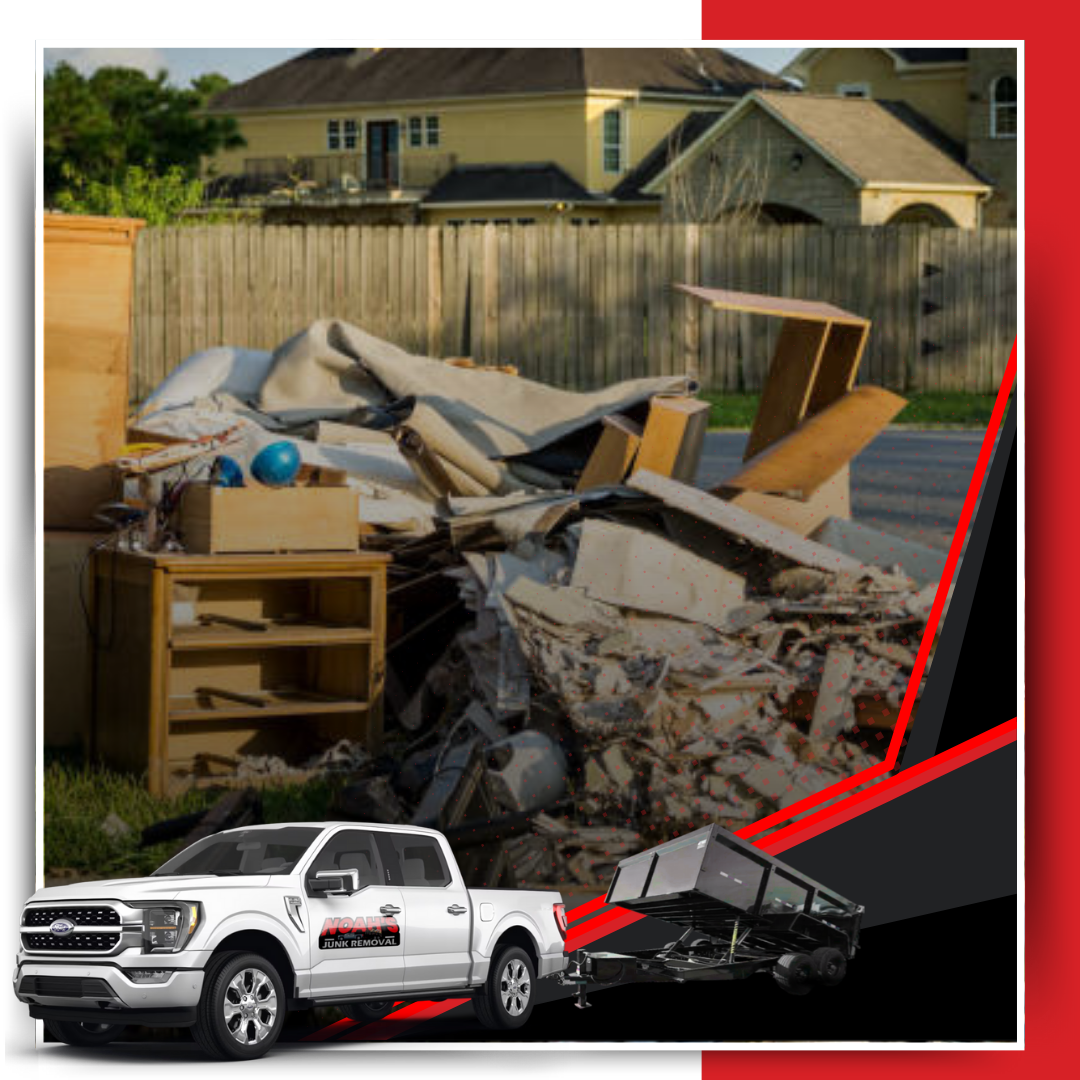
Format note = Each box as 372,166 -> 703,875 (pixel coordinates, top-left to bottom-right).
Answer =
341,1000 -> 395,1022
193,951 -> 286,1061
43,1019 -> 127,1046
810,946 -> 847,986
474,945 -> 536,1030
772,952 -> 815,996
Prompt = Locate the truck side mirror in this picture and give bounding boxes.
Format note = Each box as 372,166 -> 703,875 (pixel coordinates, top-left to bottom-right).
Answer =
310,869 -> 359,895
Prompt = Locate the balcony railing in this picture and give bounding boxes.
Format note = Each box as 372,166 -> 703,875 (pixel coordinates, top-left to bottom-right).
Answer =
232,152 -> 455,201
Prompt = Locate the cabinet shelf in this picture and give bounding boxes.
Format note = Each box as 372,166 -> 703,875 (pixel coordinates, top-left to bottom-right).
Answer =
169,688 -> 372,722
171,622 -> 376,650
93,549 -> 388,795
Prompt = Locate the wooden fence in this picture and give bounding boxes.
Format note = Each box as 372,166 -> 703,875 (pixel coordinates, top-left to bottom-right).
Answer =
130,223 -> 1017,403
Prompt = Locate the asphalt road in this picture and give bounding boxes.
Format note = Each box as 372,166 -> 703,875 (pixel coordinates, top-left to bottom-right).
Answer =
695,429 -> 988,551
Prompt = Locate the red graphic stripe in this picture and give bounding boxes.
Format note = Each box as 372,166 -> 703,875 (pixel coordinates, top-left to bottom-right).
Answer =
341,998 -> 469,1041
736,344 -> 1016,842
758,718 -> 1017,856
564,907 -> 644,952
566,895 -> 609,923
300,1016 -> 360,1041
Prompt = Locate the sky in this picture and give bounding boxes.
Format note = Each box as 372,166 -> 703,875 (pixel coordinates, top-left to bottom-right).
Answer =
43,46 -> 802,86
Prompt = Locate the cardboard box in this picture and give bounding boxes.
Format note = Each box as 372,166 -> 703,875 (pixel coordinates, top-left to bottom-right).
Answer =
179,484 -> 360,554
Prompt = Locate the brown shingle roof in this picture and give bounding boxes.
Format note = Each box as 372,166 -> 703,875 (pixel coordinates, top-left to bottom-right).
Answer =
755,91 -> 985,187
207,48 -> 787,112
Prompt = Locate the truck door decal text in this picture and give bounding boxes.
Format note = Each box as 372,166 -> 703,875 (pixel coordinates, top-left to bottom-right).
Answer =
319,915 -> 401,949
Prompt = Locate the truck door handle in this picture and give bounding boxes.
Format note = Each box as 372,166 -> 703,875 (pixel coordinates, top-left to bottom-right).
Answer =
447,904 -> 467,915
380,904 -> 401,915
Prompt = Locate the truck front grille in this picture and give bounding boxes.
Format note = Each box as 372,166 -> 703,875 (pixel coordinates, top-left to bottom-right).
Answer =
20,975 -> 115,999
22,906 -> 121,927
21,932 -> 121,952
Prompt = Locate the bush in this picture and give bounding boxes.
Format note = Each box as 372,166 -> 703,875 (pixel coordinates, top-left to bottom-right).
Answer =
53,163 -> 229,225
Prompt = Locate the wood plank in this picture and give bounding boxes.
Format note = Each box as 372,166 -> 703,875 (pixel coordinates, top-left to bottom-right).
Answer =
678,281 -> 867,326
575,415 -> 643,491
426,226 -> 442,355
644,223 -> 662,384
628,469 -> 865,574
723,386 -> 907,499
483,222 -> 499,365
806,322 -> 869,416
743,317 -> 830,460
636,395 -> 711,482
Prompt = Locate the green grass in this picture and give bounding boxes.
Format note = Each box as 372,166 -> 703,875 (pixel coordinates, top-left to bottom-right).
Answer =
701,391 -> 1003,430
44,753 -> 345,879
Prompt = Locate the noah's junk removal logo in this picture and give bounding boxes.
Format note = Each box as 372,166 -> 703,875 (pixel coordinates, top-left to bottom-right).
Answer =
319,916 -> 401,949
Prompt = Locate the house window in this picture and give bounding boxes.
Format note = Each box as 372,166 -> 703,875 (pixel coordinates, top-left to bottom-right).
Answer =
603,108 -> 623,173
343,119 -> 358,150
837,82 -> 870,98
425,115 -> 440,147
327,119 -> 341,151
408,116 -> 423,148
991,76 -> 1017,138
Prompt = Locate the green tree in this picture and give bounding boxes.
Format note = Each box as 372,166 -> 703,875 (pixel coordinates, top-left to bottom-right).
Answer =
43,62 -> 245,197
53,164 -> 211,226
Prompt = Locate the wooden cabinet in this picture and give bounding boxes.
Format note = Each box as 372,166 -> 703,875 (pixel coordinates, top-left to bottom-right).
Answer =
92,550 -> 389,795
44,214 -> 144,529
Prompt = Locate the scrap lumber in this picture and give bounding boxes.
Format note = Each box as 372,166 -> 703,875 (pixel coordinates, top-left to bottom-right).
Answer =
576,414 -> 642,491
720,387 -> 908,500
570,519 -> 746,632
635,395 -> 711,483
725,468 -> 850,537
627,469 -> 865,575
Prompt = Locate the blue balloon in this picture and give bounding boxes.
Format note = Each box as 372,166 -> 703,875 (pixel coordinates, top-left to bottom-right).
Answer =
210,455 -> 245,488
251,441 -> 302,487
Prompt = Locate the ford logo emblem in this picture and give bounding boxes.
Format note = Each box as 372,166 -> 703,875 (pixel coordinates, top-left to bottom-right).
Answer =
49,919 -> 74,936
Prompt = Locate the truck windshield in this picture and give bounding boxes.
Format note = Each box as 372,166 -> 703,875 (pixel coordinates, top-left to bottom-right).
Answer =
151,826 -> 323,877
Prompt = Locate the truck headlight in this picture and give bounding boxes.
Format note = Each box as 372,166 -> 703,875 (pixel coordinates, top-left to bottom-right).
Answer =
130,902 -> 199,953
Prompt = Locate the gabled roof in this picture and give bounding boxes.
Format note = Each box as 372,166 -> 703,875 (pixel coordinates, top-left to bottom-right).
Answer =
422,163 -> 598,207
644,91 -> 990,194
610,110 -> 722,202
782,46 -> 969,82
207,48 -> 788,112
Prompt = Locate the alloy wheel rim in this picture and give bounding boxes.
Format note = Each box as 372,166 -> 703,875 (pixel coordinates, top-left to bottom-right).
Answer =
223,967 -> 278,1045
499,959 -> 530,1017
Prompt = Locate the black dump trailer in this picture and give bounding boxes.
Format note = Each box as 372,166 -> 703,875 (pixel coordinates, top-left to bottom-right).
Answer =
561,823 -> 864,1004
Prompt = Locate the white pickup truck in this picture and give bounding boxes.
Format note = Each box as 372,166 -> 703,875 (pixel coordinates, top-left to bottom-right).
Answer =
14,821 -> 568,1060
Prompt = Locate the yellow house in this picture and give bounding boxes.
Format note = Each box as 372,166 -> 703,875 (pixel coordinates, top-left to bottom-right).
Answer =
204,47 -> 787,224
646,90 -> 992,228
781,47 -> 1017,225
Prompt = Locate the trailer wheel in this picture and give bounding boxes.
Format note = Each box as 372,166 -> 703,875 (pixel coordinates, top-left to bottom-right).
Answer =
772,952 -> 815,996
810,947 -> 847,987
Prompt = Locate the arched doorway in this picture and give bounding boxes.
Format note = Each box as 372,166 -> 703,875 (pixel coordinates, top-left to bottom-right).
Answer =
885,203 -> 957,227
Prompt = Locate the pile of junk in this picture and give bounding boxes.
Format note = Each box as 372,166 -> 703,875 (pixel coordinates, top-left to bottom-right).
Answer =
114,295 -> 951,892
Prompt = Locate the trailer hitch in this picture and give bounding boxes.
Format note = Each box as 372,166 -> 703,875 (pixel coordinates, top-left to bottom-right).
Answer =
558,950 -> 592,1009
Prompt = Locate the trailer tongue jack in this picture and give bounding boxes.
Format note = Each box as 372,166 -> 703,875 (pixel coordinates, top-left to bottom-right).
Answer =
560,823 -> 863,1007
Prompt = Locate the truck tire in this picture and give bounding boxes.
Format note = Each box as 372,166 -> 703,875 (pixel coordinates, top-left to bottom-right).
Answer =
193,951 -> 287,1061
474,945 -> 536,1031
772,952 -> 815,996
340,1000 -> 395,1022
43,1019 -> 127,1046
809,946 -> 848,986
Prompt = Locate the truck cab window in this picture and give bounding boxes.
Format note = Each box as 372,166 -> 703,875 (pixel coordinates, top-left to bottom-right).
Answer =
374,832 -> 451,887
305,829 -> 381,893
